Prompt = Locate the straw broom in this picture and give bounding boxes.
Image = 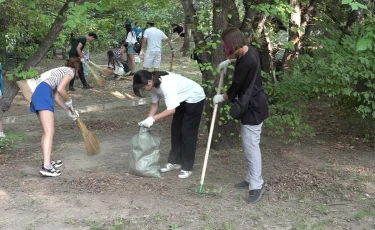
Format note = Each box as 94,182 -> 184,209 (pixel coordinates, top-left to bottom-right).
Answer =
89,60 -> 114,77
72,110 -> 100,156
84,62 -> 105,87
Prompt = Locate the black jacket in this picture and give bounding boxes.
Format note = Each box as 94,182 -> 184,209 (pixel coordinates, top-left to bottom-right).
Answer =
226,45 -> 269,125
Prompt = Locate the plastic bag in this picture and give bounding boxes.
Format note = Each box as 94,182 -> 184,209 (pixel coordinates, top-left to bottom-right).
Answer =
129,127 -> 161,178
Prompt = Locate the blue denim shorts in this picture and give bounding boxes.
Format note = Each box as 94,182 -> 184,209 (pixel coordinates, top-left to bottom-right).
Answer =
127,44 -> 136,54
30,82 -> 54,113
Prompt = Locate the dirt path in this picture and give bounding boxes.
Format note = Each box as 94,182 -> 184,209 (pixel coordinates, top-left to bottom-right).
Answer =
1,50 -> 375,230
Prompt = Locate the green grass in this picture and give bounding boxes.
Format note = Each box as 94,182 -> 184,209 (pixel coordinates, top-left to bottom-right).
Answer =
353,209 -> 375,220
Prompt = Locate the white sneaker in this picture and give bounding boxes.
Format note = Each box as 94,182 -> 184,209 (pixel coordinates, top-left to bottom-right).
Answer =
160,163 -> 181,173
178,170 -> 192,179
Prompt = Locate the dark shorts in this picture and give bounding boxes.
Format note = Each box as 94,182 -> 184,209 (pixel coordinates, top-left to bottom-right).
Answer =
30,82 -> 54,113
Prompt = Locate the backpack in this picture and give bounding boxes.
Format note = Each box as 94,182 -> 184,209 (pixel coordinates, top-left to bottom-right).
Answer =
134,29 -> 145,54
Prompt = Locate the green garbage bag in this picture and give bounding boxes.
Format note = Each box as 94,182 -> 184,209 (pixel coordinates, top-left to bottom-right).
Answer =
129,127 -> 161,178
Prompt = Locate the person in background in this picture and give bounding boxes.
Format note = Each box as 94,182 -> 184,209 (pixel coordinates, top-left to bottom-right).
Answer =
215,27 -> 269,204
132,22 -> 143,41
172,23 -> 184,50
31,57 -> 80,177
133,70 -> 206,179
0,62 -> 5,140
140,22 -> 174,71
68,32 -> 98,91
125,23 -> 137,76
107,50 -> 125,79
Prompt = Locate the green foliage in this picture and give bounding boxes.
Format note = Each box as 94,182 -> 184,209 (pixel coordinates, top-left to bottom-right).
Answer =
263,72 -> 315,142
5,64 -> 38,80
0,133 -> 29,153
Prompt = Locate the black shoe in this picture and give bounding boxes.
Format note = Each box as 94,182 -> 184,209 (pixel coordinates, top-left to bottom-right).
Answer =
235,180 -> 249,189
249,185 -> 265,204
127,72 -> 135,76
82,84 -> 93,89
69,87 -> 75,91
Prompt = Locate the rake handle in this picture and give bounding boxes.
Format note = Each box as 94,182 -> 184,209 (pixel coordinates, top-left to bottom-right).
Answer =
199,71 -> 225,192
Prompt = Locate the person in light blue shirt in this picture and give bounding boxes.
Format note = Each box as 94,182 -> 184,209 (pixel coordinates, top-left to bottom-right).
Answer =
132,22 -> 143,39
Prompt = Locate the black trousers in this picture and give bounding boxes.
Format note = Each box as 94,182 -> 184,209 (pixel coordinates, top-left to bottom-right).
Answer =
168,99 -> 205,171
69,57 -> 89,88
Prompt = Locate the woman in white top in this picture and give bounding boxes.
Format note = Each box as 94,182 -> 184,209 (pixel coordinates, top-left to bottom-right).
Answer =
30,57 -> 80,177
133,70 -> 206,179
125,23 -> 137,76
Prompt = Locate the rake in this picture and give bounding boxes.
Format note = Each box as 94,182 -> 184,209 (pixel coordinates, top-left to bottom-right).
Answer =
198,71 -> 225,194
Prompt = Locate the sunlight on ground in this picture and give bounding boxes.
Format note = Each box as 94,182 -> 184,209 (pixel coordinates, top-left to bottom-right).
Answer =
0,189 -> 8,200
111,91 -> 126,99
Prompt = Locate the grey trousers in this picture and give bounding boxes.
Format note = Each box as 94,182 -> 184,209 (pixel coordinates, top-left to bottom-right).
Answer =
242,122 -> 264,190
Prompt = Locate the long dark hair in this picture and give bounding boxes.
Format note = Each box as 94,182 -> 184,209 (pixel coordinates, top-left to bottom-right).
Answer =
133,70 -> 168,97
125,23 -> 136,40
66,57 -> 81,79
107,50 -> 121,69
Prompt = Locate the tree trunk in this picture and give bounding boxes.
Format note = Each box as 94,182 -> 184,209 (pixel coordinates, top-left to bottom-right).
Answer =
181,21 -> 190,56
0,0 -> 80,119
282,0 -> 302,69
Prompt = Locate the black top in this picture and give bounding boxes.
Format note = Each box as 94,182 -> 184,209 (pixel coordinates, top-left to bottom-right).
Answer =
69,36 -> 87,57
226,45 -> 269,125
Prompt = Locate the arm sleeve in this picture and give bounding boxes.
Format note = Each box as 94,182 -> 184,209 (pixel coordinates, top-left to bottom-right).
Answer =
161,32 -> 168,40
151,89 -> 160,104
125,32 -> 131,43
226,69 -> 250,101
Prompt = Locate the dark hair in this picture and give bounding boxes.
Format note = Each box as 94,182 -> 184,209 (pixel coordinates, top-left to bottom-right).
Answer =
221,27 -> 248,56
88,32 -> 98,39
133,70 -> 168,97
66,57 -> 81,79
125,24 -> 133,35
107,50 -> 121,70
146,22 -> 155,27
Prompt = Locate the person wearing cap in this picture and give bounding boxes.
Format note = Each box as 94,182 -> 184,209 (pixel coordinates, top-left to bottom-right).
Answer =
140,22 -> 174,71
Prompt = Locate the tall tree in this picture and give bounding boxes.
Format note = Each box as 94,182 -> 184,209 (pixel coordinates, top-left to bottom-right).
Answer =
0,0 -> 81,119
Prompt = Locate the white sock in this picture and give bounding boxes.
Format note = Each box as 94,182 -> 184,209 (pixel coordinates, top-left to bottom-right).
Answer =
0,132 -> 5,138
44,164 -> 53,170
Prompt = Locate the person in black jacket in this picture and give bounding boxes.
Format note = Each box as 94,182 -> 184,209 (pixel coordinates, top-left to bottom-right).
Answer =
214,27 -> 269,204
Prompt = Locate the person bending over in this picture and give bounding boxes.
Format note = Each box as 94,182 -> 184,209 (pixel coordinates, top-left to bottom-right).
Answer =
31,57 -> 80,177
133,70 -> 205,179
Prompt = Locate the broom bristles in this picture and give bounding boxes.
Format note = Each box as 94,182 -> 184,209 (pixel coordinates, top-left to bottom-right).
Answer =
85,64 -> 105,87
89,61 -> 114,77
76,117 -> 100,156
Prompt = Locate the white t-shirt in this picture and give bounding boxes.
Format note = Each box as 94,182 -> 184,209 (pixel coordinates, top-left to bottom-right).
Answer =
143,27 -> 168,52
151,72 -> 206,110
126,31 -> 137,45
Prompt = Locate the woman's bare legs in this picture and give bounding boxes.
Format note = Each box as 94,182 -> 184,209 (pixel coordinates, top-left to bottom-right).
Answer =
128,54 -> 136,73
37,110 -> 55,165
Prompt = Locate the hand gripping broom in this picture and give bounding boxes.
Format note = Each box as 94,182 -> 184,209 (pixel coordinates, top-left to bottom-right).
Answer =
71,109 -> 100,156
198,71 -> 224,194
